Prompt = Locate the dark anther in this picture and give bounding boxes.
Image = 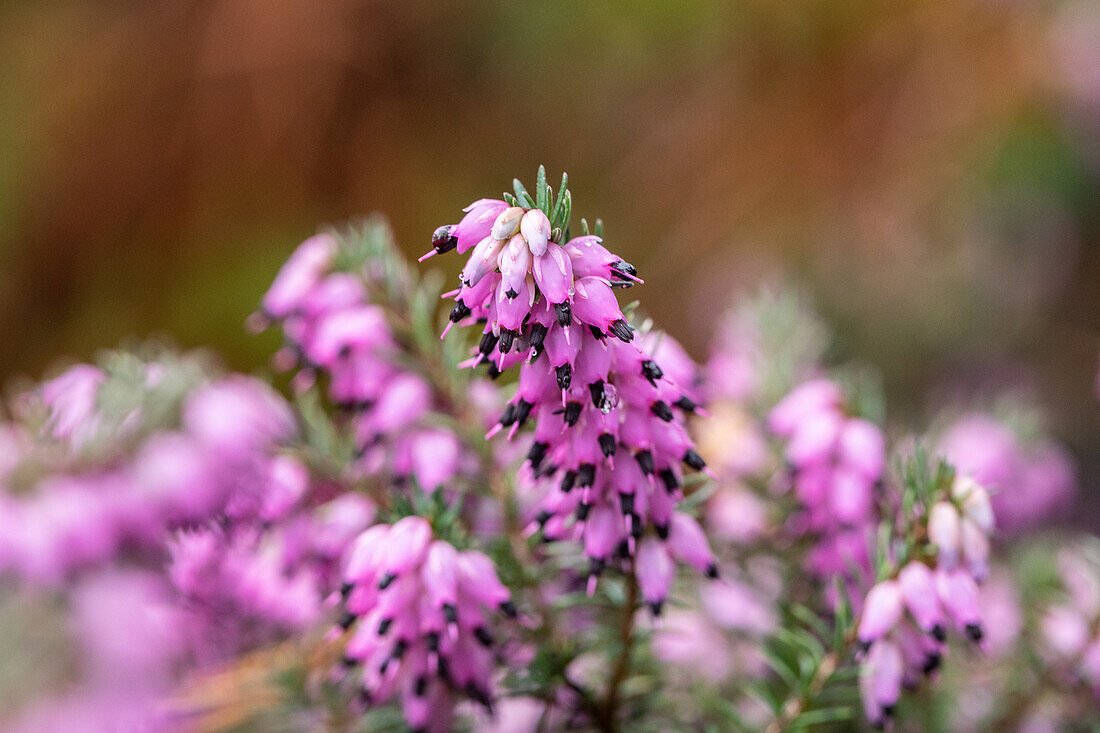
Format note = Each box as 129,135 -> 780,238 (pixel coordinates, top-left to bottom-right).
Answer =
499,600 -> 518,618
554,302 -> 572,327
378,572 -> 396,590
431,225 -> 458,255
931,624 -> 946,643
338,611 -> 357,630
611,259 -> 637,277
443,604 -> 458,624
588,557 -> 606,577
965,623 -> 983,643
577,463 -> 596,487
505,288 -> 520,299
659,468 -> 679,492
598,433 -> 617,457
513,399 -> 533,426
922,652 -> 942,675
529,323 -> 548,349
449,301 -> 471,323
651,400 -> 674,422
479,330 -> 499,355
563,401 -> 583,426
576,502 -> 592,521
636,449 -> 655,475
555,364 -> 572,390
391,639 -> 408,660
631,513 -> 643,538
655,523 -> 669,540
589,325 -> 605,341
499,403 -> 518,426
589,380 -> 605,407
465,682 -> 492,710
683,449 -> 706,471
620,493 -> 635,515
341,655 -> 357,668
427,632 -> 440,652
641,359 -> 663,385
609,319 -> 634,342
705,563 -> 719,579
527,441 -> 549,468
474,627 -> 493,647
487,363 -> 502,380
560,470 -> 578,493
858,640 -> 873,655
377,617 -> 393,636
649,601 -> 664,616
536,509 -> 553,526
674,396 -> 698,412
498,328 -> 516,353
437,656 -> 451,682
340,581 -> 354,600
415,674 -> 428,697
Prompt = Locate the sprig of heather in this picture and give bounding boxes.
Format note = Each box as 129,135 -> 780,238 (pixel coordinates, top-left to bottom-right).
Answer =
853,466 -> 995,728
329,516 -> 515,733
423,168 -> 712,598
0,347 -> 377,731
254,221 -> 487,498
768,378 -> 886,590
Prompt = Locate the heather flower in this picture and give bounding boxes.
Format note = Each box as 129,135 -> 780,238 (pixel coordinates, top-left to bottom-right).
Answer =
257,226 -> 477,495
335,517 -> 514,732
768,378 -> 885,585
853,472 -> 996,727
425,170 -> 711,586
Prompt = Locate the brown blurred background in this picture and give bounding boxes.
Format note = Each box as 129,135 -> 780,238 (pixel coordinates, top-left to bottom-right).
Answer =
2,0 -> 1099,519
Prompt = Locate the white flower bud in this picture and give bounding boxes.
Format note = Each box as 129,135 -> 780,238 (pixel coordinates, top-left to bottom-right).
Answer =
520,209 -> 551,256
928,501 -> 961,568
490,206 -> 525,240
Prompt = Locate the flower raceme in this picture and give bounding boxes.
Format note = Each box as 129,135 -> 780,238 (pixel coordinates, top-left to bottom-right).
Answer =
423,173 -> 714,605
257,229 -> 466,493
855,474 -> 995,728
333,517 -> 515,733
768,379 -> 886,583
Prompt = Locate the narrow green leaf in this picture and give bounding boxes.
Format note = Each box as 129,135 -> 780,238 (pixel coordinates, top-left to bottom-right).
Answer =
513,178 -> 529,203
536,165 -> 548,211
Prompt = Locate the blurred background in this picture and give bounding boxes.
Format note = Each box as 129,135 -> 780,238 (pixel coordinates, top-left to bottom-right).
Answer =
1,0 -> 1099,522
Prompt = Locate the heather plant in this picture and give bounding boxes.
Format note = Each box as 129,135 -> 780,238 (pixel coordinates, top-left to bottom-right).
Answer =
0,169 -> 1097,732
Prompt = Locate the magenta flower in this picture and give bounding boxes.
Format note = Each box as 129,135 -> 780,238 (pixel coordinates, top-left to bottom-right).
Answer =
336,517 -> 514,731
424,171 -> 712,593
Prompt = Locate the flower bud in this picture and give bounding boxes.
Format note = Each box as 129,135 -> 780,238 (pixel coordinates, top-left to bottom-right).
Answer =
520,209 -> 551,256
858,580 -> 903,645
935,567 -> 983,641
860,639 -> 903,726
490,206 -> 525,240
955,477 -> 994,534
897,562 -> 944,637
928,501 -> 961,568
667,513 -> 717,577
636,537 -> 674,615
960,517 -> 990,583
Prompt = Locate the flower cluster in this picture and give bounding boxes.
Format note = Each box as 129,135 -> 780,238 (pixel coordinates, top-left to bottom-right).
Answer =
0,352 -> 376,731
425,172 -> 712,596
258,229 -> 468,493
855,475 -> 995,727
334,516 -> 514,732
768,378 -> 886,583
